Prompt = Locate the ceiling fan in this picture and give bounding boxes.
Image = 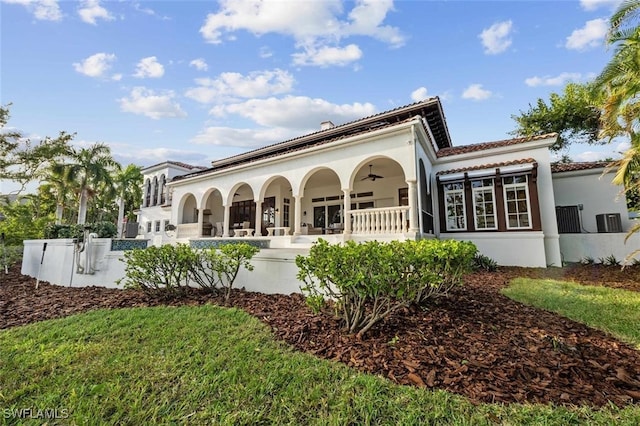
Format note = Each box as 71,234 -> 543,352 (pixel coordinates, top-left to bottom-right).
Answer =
361,164 -> 384,181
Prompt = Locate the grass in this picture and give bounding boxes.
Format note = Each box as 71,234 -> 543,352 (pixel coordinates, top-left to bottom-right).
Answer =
1,305 -> 639,425
502,278 -> 640,349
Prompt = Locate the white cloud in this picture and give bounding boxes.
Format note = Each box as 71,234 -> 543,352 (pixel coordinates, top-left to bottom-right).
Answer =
133,56 -> 165,78
199,0 -> 403,67
185,69 -> 295,103
114,147 -> 207,168
616,140 -> 631,153
119,87 -> 186,119
189,58 -> 208,71
574,150 -> 610,162
73,52 -> 117,78
525,72 -> 584,87
292,44 -> 362,67
77,0 -> 114,25
132,2 -> 170,20
479,20 -> 513,55
211,95 -> 376,130
566,18 -> 608,50
259,46 -> 273,58
3,0 -> 63,21
462,84 -> 492,101
580,0 -> 622,11
410,87 -> 429,102
191,126 -> 295,148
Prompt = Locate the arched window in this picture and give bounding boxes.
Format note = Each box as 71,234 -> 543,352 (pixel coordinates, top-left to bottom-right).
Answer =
144,179 -> 151,207
152,177 -> 159,206
160,175 -> 166,205
419,160 -> 433,233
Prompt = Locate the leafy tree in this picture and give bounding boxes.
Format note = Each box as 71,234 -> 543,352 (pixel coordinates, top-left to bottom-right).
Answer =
0,105 -> 73,195
511,82 -> 602,151
0,198 -> 51,246
56,143 -> 118,224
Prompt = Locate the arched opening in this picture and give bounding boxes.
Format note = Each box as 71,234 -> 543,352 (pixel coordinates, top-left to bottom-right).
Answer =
152,176 -> 159,206
202,188 -> 224,237
144,179 -> 151,207
229,183 -> 255,231
258,176 -> 294,236
159,175 -> 167,205
300,168 -> 341,234
180,194 -> 197,224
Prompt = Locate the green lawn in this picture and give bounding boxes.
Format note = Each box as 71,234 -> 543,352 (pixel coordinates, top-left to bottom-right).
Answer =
1,305 -> 639,425
502,278 -> 640,349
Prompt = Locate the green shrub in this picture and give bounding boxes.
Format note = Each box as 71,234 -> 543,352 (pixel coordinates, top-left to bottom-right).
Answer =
117,244 -> 196,298
296,239 -> 476,337
190,243 -> 260,302
407,239 -> 477,304
0,245 -> 22,269
44,222 -> 117,240
472,253 -> 498,272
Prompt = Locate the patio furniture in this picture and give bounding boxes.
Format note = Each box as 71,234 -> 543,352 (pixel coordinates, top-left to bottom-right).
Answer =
266,226 -> 290,236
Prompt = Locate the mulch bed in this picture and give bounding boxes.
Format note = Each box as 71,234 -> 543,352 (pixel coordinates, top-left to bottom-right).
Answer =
1,263 -> 639,408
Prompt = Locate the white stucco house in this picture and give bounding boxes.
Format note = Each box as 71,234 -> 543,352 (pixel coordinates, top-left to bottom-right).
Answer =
135,98 -> 637,268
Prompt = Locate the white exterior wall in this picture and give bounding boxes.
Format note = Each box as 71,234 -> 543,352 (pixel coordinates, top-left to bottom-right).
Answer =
552,169 -> 632,232
22,240 -> 304,294
559,232 -> 640,264
22,239 -> 126,288
447,232 -> 547,267
432,139 -> 562,267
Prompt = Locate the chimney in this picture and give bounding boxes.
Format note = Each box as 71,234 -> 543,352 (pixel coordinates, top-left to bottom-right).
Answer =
320,120 -> 335,130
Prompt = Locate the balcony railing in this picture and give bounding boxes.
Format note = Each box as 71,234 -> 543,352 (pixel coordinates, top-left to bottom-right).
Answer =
348,206 -> 409,234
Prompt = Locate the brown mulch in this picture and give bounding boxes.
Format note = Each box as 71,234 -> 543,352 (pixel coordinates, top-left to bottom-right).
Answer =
1,263 -> 639,408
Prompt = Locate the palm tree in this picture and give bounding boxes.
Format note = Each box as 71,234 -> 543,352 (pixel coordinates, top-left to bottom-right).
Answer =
57,143 -> 118,225
42,164 -> 76,224
113,164 -> 143,237
594,0 -> 640,261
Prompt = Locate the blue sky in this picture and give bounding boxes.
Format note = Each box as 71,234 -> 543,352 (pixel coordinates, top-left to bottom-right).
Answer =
0,0 -> 631,192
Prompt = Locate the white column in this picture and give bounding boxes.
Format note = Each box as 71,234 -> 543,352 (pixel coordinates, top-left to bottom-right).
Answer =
294,195 -> 303,236
254,198 -> 262,237
342,189 -> 351,235
223,204 -> 231,237
407,179 -> 419,233
197,206 -> 205,237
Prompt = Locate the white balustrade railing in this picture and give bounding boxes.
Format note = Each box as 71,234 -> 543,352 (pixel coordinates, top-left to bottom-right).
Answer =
177,223 -> 199,238
348,206 -> 409,234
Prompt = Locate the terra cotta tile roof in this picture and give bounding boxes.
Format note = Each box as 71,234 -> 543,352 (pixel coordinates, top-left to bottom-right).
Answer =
550,161 -> 611,173
437,158 -> 537,176
436,133 -> 558,158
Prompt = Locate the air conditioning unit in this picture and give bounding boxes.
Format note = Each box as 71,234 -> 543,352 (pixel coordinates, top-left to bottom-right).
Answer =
596,213 -> 622,233
556,206 -> 581,233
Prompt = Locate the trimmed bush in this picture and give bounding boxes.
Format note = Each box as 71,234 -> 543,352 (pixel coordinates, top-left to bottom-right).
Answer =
296,239 -> 476,337
119,243 -> 259,300
118,244 -> 196,297
190,243 -> 260,301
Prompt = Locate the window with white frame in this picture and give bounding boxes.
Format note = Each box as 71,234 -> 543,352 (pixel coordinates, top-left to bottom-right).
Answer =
444,182 -> 466,231
472,179 -> 497,230
155,220 -> 161,232
503,175 -> 531,229
146,221 -> 152,233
